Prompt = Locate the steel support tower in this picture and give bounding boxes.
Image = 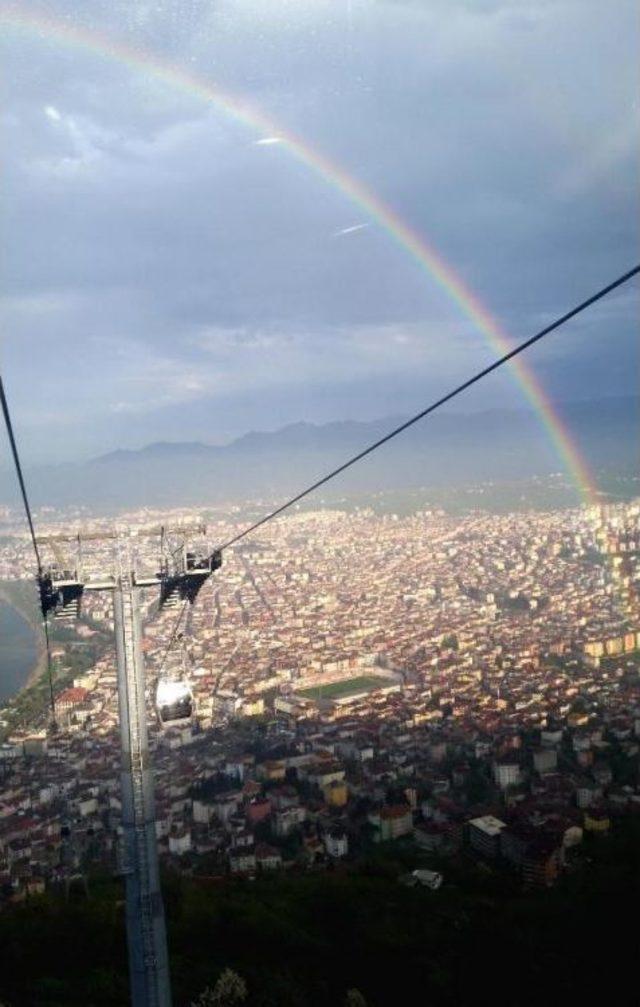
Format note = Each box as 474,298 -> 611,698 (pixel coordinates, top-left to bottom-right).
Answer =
114,580 -> 171,1007
37,525 -> 221,1007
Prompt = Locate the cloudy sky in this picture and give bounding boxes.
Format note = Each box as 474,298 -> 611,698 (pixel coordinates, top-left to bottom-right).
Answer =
1,0 -> 638,463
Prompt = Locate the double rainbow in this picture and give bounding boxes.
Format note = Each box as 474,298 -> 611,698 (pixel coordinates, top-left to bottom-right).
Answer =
2,5 -> 598,502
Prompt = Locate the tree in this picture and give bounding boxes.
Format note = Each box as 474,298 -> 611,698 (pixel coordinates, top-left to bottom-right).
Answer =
191,989 -> 216,1007
191,969 -> 248,1007
345,990 -> 367,1007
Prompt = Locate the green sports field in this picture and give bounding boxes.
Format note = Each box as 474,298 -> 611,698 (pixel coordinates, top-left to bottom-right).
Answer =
296,674 -> 393,700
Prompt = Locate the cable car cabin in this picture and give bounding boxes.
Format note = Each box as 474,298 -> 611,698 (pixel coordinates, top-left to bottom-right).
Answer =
181,549 -> 221,602
156,679 -> 193,728
159,549 -> 222,608
55,595 -> 82,623
38,567 -> 83,621
159,587 -> 182,610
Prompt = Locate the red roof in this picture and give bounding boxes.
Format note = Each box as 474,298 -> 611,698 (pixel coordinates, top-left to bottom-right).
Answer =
381,804 -> 411,820
57,687 -> 88,706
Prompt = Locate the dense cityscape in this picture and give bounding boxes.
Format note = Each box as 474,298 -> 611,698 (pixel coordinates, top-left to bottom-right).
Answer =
1,497 -> 638,901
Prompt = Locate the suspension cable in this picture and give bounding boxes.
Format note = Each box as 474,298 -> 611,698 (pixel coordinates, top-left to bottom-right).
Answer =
0,373 -> 56,724
156,598 -> 189,679
42,618 -> 57,726
0,376 -> 42,573
215,264 -> 640,553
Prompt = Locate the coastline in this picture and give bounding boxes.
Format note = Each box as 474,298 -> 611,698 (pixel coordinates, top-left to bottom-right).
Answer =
0,581 -> 47,699
24,637 -> 48,689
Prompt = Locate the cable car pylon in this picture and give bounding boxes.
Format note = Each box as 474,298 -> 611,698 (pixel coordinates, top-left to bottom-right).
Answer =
36,524 -> 221,1007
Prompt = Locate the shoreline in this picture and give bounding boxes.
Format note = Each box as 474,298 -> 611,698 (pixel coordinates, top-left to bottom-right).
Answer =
0,581 -> 47,700
24,638 -> 48,690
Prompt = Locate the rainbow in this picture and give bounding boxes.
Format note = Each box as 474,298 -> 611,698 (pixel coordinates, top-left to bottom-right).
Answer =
1,5 -> 598,502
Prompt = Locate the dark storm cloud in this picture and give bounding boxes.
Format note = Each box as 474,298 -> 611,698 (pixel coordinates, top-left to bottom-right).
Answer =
0,0 -> 637,461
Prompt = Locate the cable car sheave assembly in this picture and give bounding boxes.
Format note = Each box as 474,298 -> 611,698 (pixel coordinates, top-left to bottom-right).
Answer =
37,526 -> 222,619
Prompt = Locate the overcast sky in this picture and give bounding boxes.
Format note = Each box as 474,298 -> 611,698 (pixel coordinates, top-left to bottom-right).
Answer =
1,0 -> 638,463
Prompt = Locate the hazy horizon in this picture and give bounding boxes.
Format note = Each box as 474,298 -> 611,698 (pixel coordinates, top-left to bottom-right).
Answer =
1,392 -> 636,514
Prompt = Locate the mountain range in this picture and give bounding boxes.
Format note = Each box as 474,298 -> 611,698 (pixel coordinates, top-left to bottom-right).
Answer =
1,396 -> 637,512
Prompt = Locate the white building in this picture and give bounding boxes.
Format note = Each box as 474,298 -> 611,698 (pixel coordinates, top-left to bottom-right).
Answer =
274,806 -> 306,837
493,761 -> 521,789
409,869 -> 443,890
324,830 -> 348,858
468,815 -> 507,858
192,798 -> 215,825
168,829 -> 192,856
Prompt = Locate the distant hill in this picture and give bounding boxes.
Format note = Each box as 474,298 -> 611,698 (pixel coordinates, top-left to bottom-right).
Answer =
1,396 -> 637,511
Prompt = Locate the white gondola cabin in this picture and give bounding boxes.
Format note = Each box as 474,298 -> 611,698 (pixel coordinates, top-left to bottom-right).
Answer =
156,679 -> 193,727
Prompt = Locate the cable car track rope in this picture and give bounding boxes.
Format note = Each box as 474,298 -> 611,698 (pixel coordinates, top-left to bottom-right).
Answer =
0,375 -> 56,724
156,598 -> 189,677
214,264 -> 640,553
0,377 -> 42,573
